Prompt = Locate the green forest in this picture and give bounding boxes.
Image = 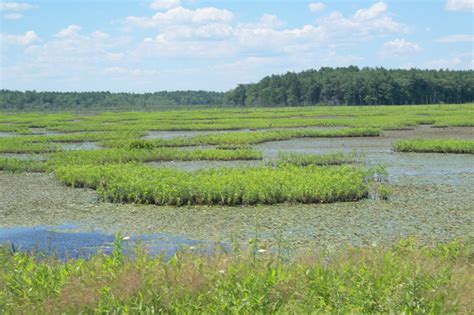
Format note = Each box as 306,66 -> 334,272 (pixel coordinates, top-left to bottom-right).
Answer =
1,67 -> 473,110
225,67 -> 474,106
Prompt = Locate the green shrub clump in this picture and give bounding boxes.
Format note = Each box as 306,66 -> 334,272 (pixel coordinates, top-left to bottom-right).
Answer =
394,139 -> 474,154
55,164 -> 369,206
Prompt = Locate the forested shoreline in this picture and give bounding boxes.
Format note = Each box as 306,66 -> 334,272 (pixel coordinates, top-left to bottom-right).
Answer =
1,67 -> 473,110
0,90 -> 225,111
225,67 -> 474,106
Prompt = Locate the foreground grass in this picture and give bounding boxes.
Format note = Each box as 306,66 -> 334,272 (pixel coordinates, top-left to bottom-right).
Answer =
394,139 -> 474,154
55,164 -> 368,205
0,239 -> 472,314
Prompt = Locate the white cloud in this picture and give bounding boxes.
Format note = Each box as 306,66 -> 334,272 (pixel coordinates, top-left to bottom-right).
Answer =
9,27 -> 129,83
426,57 -> 463,68
2,2 -> 413,91
315,5 -> 407,41
125,6 -> 234,29
127,2 -> 407,65
381,39 -> 421,57
103,67 -> 160,77
55,25 -> 82,38
354,2 -> 387,20
309,2 -> 325,12
0,2 -> 34,11
3,13 -> 23,19
435,34 -> 474,43
0,30 -> 40,45
445,0 -> 474,12
150,0 -> 180,11
259,14 -> 285,28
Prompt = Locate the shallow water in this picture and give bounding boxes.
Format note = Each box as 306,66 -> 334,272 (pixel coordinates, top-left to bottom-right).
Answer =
144,130 -> 247,140
29,128 -> 65,135
255,129 -> 474,186
1,125 -> 473,253
60,142 -> 102,151
0,132 -> 18,137
1,153 -> 49,161
0,223 -> 210,259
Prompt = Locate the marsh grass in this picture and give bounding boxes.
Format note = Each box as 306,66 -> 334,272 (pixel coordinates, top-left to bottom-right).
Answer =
277,151 -> 362,166
52,147 -> 262,166
394,139 -> 474,154
0,238 -> 472,314
102,127 -> 382,149
0,137 -> 59,153
54,164 -> 369,206
0,157 -> 47,173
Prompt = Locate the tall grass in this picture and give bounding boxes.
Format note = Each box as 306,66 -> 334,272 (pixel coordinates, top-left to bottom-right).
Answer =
0,138 -> 59,153
55,164 -> 369,205
277,152 -> 361,166
0,157 -> 47,173
393,139 -> 474,154
0,238 -> 472,314
52,147 -> 262,166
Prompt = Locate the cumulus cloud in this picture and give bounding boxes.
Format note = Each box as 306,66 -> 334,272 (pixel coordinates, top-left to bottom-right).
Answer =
6,26 -> 130,85
125,6 -> 234,29
0,2 -> 34,11
149,0 -> 180,11
381,39 -> 421,57
436,34 -> 474,43
128,1 -> 406,62
309,2 -> 325,12
259,14 -> 285,28
0,30 -> 40,45
2,2 -> 413,90
445,0 -> 474,12
354,2 -> 387,20
55,25 -> 82,38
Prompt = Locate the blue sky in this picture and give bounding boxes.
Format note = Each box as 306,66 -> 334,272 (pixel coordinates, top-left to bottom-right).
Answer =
1,0 -> 473,92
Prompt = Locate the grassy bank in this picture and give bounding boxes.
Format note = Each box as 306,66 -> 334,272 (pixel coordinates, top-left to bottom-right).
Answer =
0,239 -> 472,314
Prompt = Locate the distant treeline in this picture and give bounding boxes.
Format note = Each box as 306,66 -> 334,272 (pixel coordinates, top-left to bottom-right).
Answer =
1,67 -> 473,110
224,67 -> 474,106
0,90 -> 224,111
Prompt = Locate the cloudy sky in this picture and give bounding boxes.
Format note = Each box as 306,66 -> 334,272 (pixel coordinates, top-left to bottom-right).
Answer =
1,0 -> 473,92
